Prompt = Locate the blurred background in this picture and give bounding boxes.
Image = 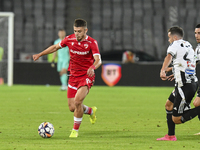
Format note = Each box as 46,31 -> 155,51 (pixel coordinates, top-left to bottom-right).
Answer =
1,0 -> 200,86
0,0 -> 200,61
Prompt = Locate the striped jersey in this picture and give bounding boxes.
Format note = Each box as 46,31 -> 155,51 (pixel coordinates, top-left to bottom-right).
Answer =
167,39 -> 198,87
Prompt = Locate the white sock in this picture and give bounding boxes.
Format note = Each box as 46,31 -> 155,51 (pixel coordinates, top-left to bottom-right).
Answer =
73,117 -> 83,131
84,105 -> 89,114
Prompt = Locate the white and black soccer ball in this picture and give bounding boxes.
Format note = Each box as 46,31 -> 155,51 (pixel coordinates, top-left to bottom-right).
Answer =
38,122 -> 54,138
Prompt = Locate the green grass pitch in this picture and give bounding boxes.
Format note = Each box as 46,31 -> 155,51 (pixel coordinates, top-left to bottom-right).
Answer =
0,85 -> 200,150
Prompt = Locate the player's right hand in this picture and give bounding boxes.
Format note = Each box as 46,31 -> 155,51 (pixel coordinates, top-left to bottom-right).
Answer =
87,67 -> 95,77
32,54 -> 40,61
160,70 -> 168,80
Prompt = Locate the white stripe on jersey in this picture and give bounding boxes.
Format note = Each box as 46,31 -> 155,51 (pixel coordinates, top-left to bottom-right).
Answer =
177,87 -> 186,114
93,53 -> 100,56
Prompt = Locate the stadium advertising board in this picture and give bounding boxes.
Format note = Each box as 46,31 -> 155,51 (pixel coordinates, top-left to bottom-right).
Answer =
101,63 -> 122,86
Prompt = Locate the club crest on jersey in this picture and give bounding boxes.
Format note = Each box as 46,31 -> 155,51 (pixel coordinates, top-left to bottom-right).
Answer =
84,44 -> 88,49
101,64 -> 122,86
86,78 -> 92,84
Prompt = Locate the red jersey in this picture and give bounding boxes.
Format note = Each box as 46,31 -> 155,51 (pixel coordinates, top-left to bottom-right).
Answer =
59,34 -> 100,76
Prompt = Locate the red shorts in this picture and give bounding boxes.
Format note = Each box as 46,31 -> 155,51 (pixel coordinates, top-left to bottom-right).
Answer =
67,75 -> 95,98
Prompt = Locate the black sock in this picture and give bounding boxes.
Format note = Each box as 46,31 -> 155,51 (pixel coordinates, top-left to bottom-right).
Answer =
166,110 -> 175,136
181,106 -> 200,123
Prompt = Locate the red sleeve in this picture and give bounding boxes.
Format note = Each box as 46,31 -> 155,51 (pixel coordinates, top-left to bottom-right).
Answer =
90,40 -> 100,55
59,36 -> 68,48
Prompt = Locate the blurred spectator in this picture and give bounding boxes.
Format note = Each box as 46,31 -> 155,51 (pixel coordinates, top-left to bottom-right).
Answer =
122,51 -> 136,64
52,29 -> 69,91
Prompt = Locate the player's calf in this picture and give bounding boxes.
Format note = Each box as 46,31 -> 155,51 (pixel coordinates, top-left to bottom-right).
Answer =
172,116 -> 182,124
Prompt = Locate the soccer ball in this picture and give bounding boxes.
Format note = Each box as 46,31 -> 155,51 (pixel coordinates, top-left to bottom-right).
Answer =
38,122 -> 54,138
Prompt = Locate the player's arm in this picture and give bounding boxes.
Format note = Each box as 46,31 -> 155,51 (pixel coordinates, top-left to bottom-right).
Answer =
33,43 -> 61,61
87,54 -> 102,77
166,67 -> 172,72
160,54 -> 172,80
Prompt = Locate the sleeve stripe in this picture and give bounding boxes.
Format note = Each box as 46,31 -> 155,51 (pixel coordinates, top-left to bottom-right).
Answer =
59,42 -> 63,48
93,53 -> 100,56
167,52 -> 175,57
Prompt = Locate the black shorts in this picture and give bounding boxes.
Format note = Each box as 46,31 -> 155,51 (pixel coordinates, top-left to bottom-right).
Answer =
196,86 -> 200,97
168,89 -> 175,103
168,82 -> 198,116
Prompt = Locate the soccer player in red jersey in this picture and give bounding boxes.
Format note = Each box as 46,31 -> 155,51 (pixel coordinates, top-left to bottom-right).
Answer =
33,19 -> 102,138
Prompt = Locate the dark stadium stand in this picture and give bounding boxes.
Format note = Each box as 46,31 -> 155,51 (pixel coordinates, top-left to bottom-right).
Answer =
0,0 -> 200,60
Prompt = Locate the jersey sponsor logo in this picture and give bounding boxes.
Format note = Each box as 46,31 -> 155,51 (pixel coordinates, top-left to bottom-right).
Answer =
72,42 -> 74,46
84,44 -> 88,49
101,64 -> 122,86
185,69 -> 195,75
70,49 -> 89,55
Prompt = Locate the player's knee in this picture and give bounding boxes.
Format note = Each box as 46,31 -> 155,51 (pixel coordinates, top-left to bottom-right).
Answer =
74,100 -> 82,108
193,98 -> 200,107
193,101 -> 198,107
68,105 -> 75,112
165,103 -> 173,111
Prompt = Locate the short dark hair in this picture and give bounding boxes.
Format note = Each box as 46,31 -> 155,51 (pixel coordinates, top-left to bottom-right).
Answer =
168,26 -> 184,37
74,19 -> 87,28
196,24 -> 200,28
58,29 -> 65,31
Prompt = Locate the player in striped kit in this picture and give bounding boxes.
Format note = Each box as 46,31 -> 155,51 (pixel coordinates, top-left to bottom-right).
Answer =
157,26 -> 200,141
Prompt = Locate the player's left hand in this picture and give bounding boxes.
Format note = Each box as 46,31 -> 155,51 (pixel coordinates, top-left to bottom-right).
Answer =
87,68 -> 95,77
167,74 -> 174,81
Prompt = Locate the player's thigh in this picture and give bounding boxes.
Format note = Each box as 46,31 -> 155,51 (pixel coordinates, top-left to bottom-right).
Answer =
67,84 -> 77,111
182,82 -> 198,104
173,83 -> 197,117
172,86 -> 186,117
67,84 -> 77,99
165,89 -> 175,111
74,86 -> 89,106
165,99 -> 173,111
171,87 -> 184,124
